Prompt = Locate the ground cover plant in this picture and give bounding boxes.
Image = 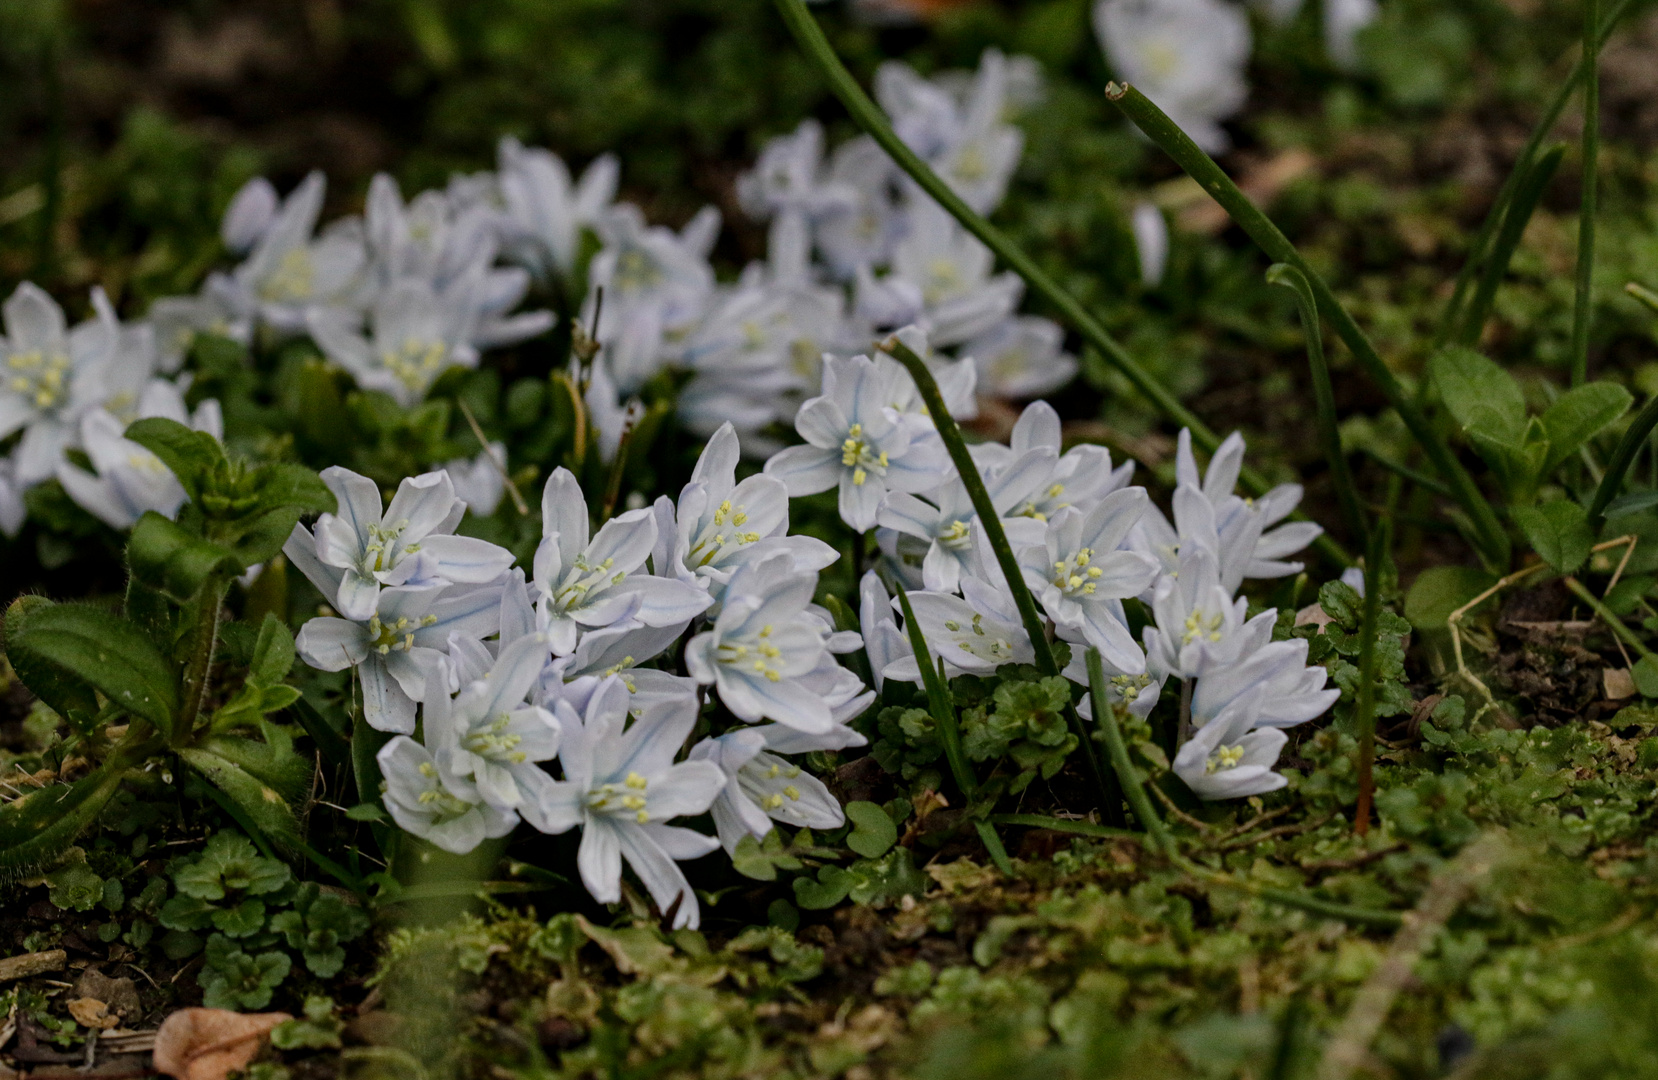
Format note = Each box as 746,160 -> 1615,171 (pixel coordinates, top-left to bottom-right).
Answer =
9,0 -> 1658,1077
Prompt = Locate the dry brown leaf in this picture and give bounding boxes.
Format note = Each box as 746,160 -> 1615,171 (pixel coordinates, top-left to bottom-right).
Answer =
1605,667 -> 1637,701
152,1008 -> 292,1080
67,997 -> 118,1030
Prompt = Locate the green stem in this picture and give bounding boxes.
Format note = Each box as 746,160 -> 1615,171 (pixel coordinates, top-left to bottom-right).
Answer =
1086,649 -> 1402,927
175,578 -> 229,744
1589,390 -> 1658,526
1360,448 -> 1452,499
1352,509 -> 1391,836
894,587 -> 1015,873
883,338 -> 1119,818
990,813 -> 1140,839
1436,0 -> 1635,347
1106,82 -> 1511,572
1085,649 -> 1173,854
771,0 -> 1349,568
1456,145 -> 1567,348
1268,263 -> 1367,546
1573,0 -> 1603,388
1565,576 -> 1654,659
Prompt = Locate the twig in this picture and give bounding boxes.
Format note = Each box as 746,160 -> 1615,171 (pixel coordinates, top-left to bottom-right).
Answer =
1215,814 -> 1336,853
1302,842 -> 1407,873
456,398 -> 529,517
1214,805 -> 1292,844
1148,780 -> 1212,834
1315,834 -> 1506,1080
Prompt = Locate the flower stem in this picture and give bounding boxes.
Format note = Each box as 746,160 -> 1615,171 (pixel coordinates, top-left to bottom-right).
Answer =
883,338 -> 1120,821
175,577 -> 229,744
1353,512 -> 1390,838
770,0 -> 1348,567
1267,263 -> 1367,547
1106,82 -> 1511,572
1572,0 -> 1602,389
894,586 -> 1015,873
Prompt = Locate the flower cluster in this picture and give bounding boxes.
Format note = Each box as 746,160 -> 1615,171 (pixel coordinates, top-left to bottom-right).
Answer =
286,423 -> 869,928
835,376 -> 1337,801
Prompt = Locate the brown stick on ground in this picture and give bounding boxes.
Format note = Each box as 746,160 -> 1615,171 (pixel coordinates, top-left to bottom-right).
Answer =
1315,833 -> 1507,1080
0,949 -> 67,981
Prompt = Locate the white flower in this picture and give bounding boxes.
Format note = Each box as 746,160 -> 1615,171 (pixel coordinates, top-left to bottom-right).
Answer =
533,468 -> 711,656
0,282 -> 117,487
814,136 -> 905,279
858,570 -> 911,694
227,172 -> 368,334
0,455 -> 25,538
1135,430 -> 1320,587
148,276 -> 253,373
1131,202 -> 1170,287
875,52 -> 1027,215
884,573 -> 1036,681
307,274 -> 484,408
57,410 -> 191,530
585,204 -> 718,392
296,466 -> 515,622
1094,0 -> 1251,155
291,582 -> 503,734
863,200 -> 1023,346
691,722 -> 863,853
378,728 -> 518,855
441,441 -> 508,518
1020,489 -> 1159,674
974,401 -> 1136,522
763,354 -> 953,532
1190,614 -> 1338,730
737,121 -> 859,270
1172,694 -> 1289,800
878,444 -> 1055,594
221,177 -> 279,255
872,327 -> 980,423
533,676 -> 725,929
666,422 -> 835,600
684,553 -> 838,733
363,173 -> 498,294
963,316 -> 1078,400
425,633 -> 563,823
497,138 -> 620,279
581,362 -> 646,465
1143,544 -> 1249,679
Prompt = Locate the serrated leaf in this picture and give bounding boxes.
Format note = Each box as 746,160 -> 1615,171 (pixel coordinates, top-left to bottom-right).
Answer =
128,511 -> 243,603
1541,382 -> 1632,475
845,801 -> 897,859
6,600 -> 178,733
124,417 -> 227,502
159,894 -> 217,931
1512,500 -> 1593,574
211,898 -> 267,937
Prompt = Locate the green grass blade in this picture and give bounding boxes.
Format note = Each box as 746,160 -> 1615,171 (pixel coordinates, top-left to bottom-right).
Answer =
1106,82 -> 1511,572
1267,263 -> 1367,545
1456,144 -> 1567,348
1083,648 -> 1171,853
1589,391 -> 1658,526
1572,0 -> 1603,388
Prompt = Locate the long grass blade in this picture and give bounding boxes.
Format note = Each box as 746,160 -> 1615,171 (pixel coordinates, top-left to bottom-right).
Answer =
1106,82 -> 1512,572
1455,144 -> 1566,348
1588,391 -> 1658,526
1572,0 -> 1603,387
1267,263 -> 1367,545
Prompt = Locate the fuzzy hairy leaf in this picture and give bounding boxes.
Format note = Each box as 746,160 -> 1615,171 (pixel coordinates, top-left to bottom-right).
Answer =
6,599 -> 178,733
3,596 -> 100,725
128,512 -> 243,603
0,763 -> 128,880
1513,500 -> 1594,573
124,416 -> 226,502
181,747 -> 303,852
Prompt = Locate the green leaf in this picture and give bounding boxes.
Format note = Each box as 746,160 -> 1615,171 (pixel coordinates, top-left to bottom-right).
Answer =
0,765 -> 129,881
200,942 -> 290,1011
128,512 -> 243,602
194,723 -> 312,804
159,895 -> 216,931
181,749 -> 303,852
1541,382 -> 1632,475
46,861 -> 104,912
1634,656 -> 1658,699
7,601 -> 179,733
210,898 -> 267,937
792,865 -> 854,910
124,417 -> 227,502
3,596 -> 99,725
1512,500 -> 1594,573
1403,566 -> 1499,631
1432,346 -> 1527,446
844,801 -> 898,859
846,846 -> 930,907
250,613 -> 297,685
292,696 -> 352,771
160,929 -> 204,960
344,803 -> 386,823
